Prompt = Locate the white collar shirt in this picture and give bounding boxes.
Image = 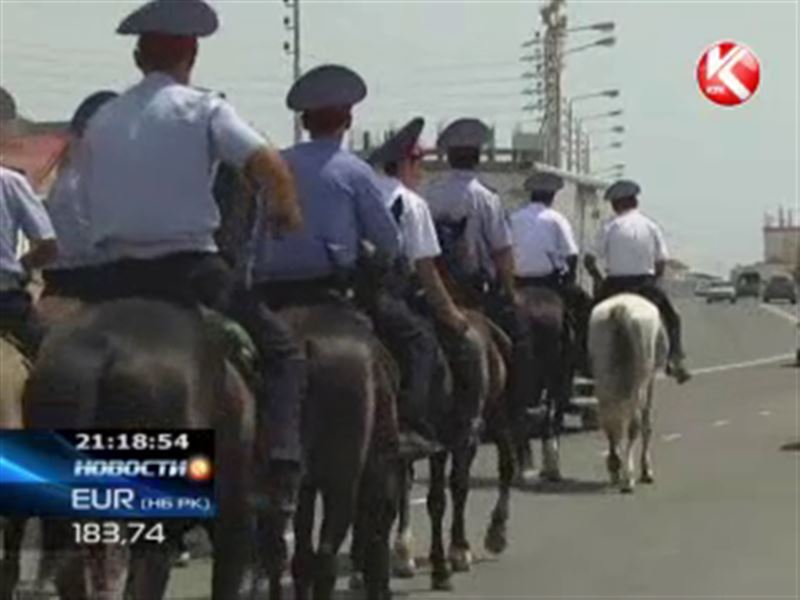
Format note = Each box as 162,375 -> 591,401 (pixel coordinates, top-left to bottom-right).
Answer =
511,202 -> 578,277
384,179 -> 441,265
592,209 -> 668,276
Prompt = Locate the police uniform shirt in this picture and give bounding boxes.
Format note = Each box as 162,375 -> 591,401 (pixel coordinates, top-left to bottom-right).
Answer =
592,209 -> 668,276
45,146 -> 109,269
251,138 -> 400,282
511,202 -> 578,277
423,169 -> 512,278
384,179 -> 441,265
0,166 -> 55,277
84,72 -> 266,259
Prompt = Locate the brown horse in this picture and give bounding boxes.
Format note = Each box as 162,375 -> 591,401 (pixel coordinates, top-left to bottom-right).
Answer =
18,298 -> 257,600
348,216 -> 516,594
212,164 -> 403,600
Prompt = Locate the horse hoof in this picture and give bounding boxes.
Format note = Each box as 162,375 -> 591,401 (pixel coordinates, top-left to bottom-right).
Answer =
349,572 -> 365,591
174,551 -> 191,568
640,472 -> 655,484
431,573 -> 454,591
484,525 -> 508,555
620,484 -> 635,494
539,468 -> 562,483
392,557 -> 417,579
448,546 -> 472,572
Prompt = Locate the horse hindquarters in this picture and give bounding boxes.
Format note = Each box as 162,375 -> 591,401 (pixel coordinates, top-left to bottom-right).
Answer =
304,340 -> 376,600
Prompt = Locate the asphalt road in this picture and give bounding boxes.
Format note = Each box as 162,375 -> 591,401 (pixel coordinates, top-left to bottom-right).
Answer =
14,298 -> 800,599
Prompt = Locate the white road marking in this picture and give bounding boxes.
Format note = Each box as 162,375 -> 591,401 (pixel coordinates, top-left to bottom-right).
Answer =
759,302 -> 799,324
680,353 -> 795,378
410,497 -> 426,506
661,433 -> 683,442
712,419 -> 730,428
759,410 -> 772,417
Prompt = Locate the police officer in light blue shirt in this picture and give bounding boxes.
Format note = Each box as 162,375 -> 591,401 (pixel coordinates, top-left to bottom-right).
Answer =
423,117 -> 535,443
251,64 -> 399,285
42,90 -> 118,299
0,86 -> 59,354
251,65 -> 441,458
81,0 -> 306,500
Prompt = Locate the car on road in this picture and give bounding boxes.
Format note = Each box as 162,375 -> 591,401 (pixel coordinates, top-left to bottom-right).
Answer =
705,281 -> 737,304
762,275 -> 797,304
735,272 -> 762,298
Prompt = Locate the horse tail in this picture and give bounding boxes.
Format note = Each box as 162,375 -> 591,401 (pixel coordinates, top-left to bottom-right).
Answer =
606,303 -> 643,401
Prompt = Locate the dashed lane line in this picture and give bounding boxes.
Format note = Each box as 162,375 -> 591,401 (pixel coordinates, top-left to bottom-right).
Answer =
661,433 -> 683,442
712,419 -> 730,428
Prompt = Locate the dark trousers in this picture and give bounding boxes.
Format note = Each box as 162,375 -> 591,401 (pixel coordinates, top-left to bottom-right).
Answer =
0,288 -> 44,356
88,252 -> 305,463
368,290 -> 440,438
597,275 -> 685,359
41,266 -> 108,300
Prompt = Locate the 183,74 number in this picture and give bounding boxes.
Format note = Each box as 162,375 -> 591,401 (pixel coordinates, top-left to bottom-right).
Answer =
72,521 -> 166,545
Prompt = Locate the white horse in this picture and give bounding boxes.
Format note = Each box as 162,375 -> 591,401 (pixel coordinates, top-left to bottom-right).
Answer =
588,293 -> 668,493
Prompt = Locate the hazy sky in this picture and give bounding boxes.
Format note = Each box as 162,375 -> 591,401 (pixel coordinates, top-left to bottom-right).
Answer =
1,0 -> 797,275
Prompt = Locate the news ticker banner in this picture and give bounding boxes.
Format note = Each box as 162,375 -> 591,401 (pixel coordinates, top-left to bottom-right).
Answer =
0,430 -> 215,519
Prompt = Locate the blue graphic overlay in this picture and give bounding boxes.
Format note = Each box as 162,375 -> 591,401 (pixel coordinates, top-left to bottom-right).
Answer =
0,430 -> 215,519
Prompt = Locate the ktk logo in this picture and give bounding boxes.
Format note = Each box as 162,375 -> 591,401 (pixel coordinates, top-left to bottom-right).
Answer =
696,41 -> 760,106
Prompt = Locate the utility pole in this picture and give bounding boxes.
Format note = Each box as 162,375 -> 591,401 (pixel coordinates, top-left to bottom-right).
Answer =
565,100 -> 574,171
283,0 -> 302,143
540,0 -> 566,168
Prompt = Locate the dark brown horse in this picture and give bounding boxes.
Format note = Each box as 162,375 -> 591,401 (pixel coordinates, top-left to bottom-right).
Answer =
347,216 -> 517,594
17,299 -> 257,599
213,164 -> 403,600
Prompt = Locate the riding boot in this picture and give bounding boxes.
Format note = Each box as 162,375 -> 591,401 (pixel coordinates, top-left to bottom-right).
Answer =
263,356 -> 306,465
664,317 -> 691,384
0,289 -> 44,360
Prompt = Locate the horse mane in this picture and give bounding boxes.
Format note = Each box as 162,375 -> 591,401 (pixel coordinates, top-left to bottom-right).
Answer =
213,162 -> 257,270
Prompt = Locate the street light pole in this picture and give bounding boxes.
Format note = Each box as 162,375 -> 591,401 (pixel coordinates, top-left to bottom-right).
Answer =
283,0 -> 302,143
292,0 -> 301,144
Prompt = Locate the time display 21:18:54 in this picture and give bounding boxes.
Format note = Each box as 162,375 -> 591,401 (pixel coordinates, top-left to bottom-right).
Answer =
74,432 -> 190,451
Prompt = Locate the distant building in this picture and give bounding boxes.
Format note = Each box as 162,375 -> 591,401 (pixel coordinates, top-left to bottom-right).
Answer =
763,208 -> 799,275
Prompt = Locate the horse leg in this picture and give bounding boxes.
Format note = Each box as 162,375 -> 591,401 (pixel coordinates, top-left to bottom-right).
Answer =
81,541 -> 131,600
291,483 -> 316,600
621,407 -> 640,494
361,457 -> 401,600
349,487 -> 367,591
640,380 -> 655,484
257,506 -> 290,600
485,424 -> 514,556
604,412 -> 624,488
0,518 -> 26,600
125,541 -> 174,600
392,461 -> 417,579
427,452 -> 452,591
448,443 -> 477,574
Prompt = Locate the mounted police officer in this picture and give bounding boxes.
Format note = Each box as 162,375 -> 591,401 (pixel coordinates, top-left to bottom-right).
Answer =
510,171 -> 593,373
584,179 -> 691,383
0,86 -> 59,356
369,117 -> 485,446
423,118 -> 535,439
42,90 -> 118,299
250,65 -> 440,458
81,0 -> 307,503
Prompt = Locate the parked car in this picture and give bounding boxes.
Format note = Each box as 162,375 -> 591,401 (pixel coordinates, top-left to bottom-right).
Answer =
705,281 -> 737,304
735,272 -> 762,298
762,275 -> 797,304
